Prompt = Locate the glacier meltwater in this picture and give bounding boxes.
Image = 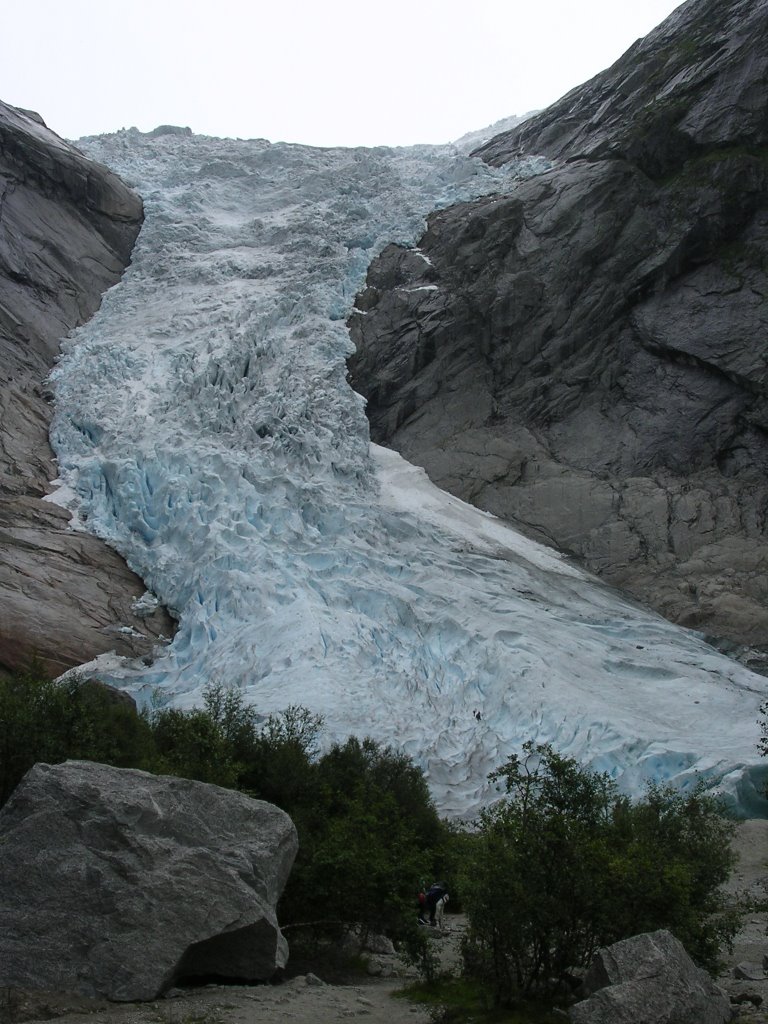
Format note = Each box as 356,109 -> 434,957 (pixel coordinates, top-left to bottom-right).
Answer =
48,129 -> 768,817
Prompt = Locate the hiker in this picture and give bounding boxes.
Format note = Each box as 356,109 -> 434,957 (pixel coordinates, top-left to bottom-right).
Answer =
417,888 -> 427,924
425,881 -> 448,926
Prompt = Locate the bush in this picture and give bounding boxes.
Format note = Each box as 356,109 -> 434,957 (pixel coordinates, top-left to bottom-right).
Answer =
237,704 -> 321,808
459,742 -> 738,1006
279,736 -> 443,941
0,663 -> 154,806
147,686 -> 322,802
606,782 -> 740,966
148,704 -> 242,787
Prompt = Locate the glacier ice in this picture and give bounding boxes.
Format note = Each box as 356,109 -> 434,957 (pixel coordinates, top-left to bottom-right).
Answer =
48,129 -> 768,818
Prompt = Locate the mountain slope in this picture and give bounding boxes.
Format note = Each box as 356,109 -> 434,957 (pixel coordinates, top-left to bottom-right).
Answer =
347,0 -> 768,670
0,101 -> 172,676
46,128 -> 768,816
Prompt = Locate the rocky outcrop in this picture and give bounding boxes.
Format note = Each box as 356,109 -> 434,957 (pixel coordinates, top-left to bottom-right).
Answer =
0,100 -> 173,676
0,760 -> 298,1000
348,0 -> 768,667
569,930 -> 731,1024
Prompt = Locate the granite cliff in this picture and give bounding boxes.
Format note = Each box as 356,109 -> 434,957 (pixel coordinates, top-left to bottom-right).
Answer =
0,101 -> 172,676
348,0 -> 768,670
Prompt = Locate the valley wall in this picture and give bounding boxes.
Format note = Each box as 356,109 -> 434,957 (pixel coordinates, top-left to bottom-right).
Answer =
0,101 -> 173,676
348,0 -> 768,669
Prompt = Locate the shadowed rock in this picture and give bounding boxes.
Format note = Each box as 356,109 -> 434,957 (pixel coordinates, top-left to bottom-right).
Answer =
569,929 -> 731,1023
0,100 -> 174,676
348,0 -> 768,668
0,761 -> 298,1000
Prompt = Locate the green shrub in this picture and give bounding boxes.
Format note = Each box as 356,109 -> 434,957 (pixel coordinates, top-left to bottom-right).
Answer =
237,704 -> 321,808
279,736 -> 443,941
148,704 -> 242,788
0,663 -> 155,806
459,742 -> 738,1006
146,689 -> 445,945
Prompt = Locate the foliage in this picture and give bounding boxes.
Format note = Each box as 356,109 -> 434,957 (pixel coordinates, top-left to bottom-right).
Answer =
0,662 -> 154,806
278,736 -> 443,941
398,924 -> 442,986
0,667 -> 444,947
395,976 -> 563,1024
2,665 -> 741,990
606,783 -> 740,966
150,691 -> 446,943
148,704 -> 242,788
459,742 -> 738,1006
236,704 -> 321,808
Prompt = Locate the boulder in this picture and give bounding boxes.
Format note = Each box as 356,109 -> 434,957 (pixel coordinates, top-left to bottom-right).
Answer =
347,0 -> 768,668
568,930 -> 731,1024
0,760 -> 298,1000
734,962 -> 768,981
0,99 -> 174,676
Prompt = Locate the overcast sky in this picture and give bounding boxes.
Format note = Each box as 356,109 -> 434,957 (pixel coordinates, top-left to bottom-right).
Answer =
2,0 -> 685,147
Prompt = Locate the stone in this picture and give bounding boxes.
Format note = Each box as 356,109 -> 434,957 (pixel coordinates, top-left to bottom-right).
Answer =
0,760 -> 298,1001
347,0 -> 768,666
473,0 -> 768,171
735,963 -> 768,982
363,934 -> 396,956
568,930 -> 731,1024
342,928 -> 397,957
0,99 -> 175,675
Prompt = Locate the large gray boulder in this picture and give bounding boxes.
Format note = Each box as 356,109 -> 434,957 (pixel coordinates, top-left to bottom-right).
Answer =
348,0 -> 768,670
569,930 -> 731,1024
0,99 -> 173,677
0,760 -> 298,1000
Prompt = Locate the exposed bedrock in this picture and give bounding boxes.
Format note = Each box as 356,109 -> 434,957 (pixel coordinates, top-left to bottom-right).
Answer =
348,0 -> 768,668
0,100 -> 173,677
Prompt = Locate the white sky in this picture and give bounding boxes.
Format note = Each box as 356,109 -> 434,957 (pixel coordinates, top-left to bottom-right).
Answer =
2,0 -> 685,146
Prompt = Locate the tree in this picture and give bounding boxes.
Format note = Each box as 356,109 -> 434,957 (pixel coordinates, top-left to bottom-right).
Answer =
0,663 -> 154,806
459,742 -> 738,1006
237,704 -> 322,809
148,704 -> 241,787
279,736 -> 442,942
148,686 -> 323,800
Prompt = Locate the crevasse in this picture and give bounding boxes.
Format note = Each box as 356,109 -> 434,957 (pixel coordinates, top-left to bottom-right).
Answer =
49,130 -> 768,817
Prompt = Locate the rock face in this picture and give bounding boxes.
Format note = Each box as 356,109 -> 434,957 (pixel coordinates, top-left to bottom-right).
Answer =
0,100 -> 173,676
569,929 -> 731,1024
0,760 -> 298,1000
348,0 -> 768,667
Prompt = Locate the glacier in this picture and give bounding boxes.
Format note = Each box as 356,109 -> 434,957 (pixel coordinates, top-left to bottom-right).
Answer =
48,128 -> 768,818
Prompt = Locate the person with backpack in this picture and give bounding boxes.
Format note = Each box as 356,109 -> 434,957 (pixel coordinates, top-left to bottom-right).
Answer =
425,881 -> 448,926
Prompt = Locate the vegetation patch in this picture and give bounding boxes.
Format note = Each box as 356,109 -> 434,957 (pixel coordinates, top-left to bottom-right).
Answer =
394,977 -> 563,1023
1,663 -> 758,1015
